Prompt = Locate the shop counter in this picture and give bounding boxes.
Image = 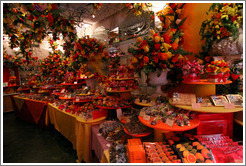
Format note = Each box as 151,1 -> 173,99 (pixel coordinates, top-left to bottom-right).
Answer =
47,103 -> 106,163
12,96 -> 49,128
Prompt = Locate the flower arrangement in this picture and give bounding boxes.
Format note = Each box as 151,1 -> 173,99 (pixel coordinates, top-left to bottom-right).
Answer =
128,29 -> 185,76
198,3 -> 243,63
182,60 -> 204,75
93,3 -> 103,10
41,51 -> 64,83
125,3 -> 153,16
205,60 -> 230,73
3,49 -> 23,67
74,36 -> 107,59
182,60 -> 204,82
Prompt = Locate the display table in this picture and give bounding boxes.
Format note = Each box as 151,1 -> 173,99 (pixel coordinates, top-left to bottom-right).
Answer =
3,93 -> 19,112
91,125 -> 111,162
47,104 -> 106,163
12,96 -> 49,128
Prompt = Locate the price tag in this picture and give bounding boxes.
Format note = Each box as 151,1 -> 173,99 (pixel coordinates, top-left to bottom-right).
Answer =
76,98 -> 79,102
192,103 -> 201,109
97,133 -> 102,136
106,143 -> 111,148
74,82 -> 77,84
135,98 -> 140,103
224,103 -> 235,109
61,89 -> 65,93
68,95 -> 71,98
63,108 -> 66,112
53,103 -> 56,107
64,95 -> 68,98
142,100 -> 147,104
5,82 -> 8,87
140,111 -> 145,117
117,108 -> 122,120
143,114 -> 150,121
166,118 -> 174,127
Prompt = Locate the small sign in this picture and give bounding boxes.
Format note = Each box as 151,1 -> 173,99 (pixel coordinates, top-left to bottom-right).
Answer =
5,82 -> 8,87
61,89 -> 65,93
192,103 -> 201,109
68,95 -> 71,98
140,111 -> 145,117
106,143 -> 111,148
143,114 -> 150,121
117,108 -> 122,120
135,98 -> 140,103
64,95 -> 68,98
76,98 -> 79,102
63,108 -> 66,112
166,118 -> 174,127
224,103 -> 235,109
97,133 -> 102,136
53,103 -> 56,107
74,82 -> 77,84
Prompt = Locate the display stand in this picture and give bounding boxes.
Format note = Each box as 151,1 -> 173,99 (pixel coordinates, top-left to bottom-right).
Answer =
134,101 -> 153,107
169,80 -> 242,138
138,116 -> 200,141
123,127 -> 152,138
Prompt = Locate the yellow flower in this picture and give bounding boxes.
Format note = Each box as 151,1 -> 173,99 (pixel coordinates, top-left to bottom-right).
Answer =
162,43 -> 172,52
167,52 -> 173,58
136,37 -> 142,43
217,36 -> 220,40
216,31 -> 221,34
215,25 -> 220,29
150,29 -> 155,36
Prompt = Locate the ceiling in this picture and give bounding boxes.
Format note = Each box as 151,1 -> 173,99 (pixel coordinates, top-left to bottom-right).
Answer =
58,3 -> 126,25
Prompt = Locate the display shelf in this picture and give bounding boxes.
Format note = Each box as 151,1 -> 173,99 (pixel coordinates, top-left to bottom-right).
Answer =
169,99 -> 243,113
182,79 -> 232,85
76,93 -> 94,96
94,105 -> 132,110
234,119 -> 243,126
134,101 -> 153,107
138,116 -> 200,131
123,127 -> 152,137
113,77 -> 136,81
59,96 -> 74,100
106,89 -> 133,93
73,100 -> 91,103
61,82 -> 86,86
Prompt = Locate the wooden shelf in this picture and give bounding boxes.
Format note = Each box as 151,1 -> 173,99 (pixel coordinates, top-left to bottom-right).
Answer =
182,79 -> 232,85
138,116 -> 200,131
169,99 -> 243,113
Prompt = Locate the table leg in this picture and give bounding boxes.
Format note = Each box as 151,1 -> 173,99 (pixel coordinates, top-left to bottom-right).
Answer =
154,129 -> 171,142
195,84 -> 216,97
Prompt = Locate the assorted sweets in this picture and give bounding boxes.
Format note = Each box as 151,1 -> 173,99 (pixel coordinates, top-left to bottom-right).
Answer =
143,142 -> 180,163
18,93 -> 55,102
99,121 -> 122,139
109,143 -> 128,163
125,115 -> 152,135
76,64 -> 94,79
134,95 -> 168,106
164,132 -> 215,163
106,79 -> 138,91
93,96 -> 132,109
140,103 -> 196,126
109,65 -> 134,79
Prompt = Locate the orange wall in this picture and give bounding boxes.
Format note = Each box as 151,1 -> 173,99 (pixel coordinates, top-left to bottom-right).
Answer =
182,3 -> 212,60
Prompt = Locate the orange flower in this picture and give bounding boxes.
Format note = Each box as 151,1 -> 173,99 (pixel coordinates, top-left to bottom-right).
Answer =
160,53 -> 168,61
143,56 -> 149,63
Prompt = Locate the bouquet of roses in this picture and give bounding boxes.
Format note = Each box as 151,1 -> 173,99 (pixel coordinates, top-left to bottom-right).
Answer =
182,60 -> 204,81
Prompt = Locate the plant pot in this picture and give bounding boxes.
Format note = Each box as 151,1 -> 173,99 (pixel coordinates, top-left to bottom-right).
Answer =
148,69 -> 169,95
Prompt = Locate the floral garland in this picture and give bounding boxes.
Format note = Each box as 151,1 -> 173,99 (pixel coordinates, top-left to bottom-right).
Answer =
3,3 -> 77,60
125,3 -> 153,16
197,3 -> 243,63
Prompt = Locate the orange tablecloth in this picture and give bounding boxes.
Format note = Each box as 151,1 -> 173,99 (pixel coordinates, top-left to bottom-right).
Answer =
47,103 -> 106,163
12,96 -> 49,128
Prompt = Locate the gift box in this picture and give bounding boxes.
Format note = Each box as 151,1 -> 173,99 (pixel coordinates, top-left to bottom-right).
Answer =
183,73 -> 200,82
207,72 -> 230,83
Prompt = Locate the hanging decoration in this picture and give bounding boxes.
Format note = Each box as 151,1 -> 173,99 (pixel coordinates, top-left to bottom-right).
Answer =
3,3 -> 77,60
197,3 -> 243,63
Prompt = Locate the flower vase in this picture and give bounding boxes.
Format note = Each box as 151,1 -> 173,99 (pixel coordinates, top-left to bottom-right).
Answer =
148,70 -> 169,96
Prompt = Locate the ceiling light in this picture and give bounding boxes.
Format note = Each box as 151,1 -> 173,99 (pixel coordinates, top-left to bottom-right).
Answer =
92,14 -> 95,18
137,27 -> 141,31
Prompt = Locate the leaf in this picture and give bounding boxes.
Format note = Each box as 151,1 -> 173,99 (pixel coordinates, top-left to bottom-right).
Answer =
177,17 -> 187,28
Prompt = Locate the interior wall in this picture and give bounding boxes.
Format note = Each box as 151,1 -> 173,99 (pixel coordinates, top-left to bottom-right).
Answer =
181,3 -> 212,60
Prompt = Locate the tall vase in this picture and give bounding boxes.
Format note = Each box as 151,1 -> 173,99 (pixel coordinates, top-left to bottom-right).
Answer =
148,69 -> 169,96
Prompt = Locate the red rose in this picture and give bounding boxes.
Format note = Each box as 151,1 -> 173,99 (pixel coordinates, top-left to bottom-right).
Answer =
28,15 -> 34,20
154,44 -> 161,50
153,56 -> 159,63
141,40 -> 147,46
47,13 -> 53,23
169,3 -> 176,9
171,56 -> 179,63
51,4 -> 58,10
163,34 -> 171,43
143,56 -> 149,63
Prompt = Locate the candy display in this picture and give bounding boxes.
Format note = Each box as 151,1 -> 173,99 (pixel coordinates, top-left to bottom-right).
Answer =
140,103 -> 196,127
143,142 -> 180,163
93,96 -> 131,109
125,115 -> 152,135
109,143 -> 128,163
99,120 -> 122,139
